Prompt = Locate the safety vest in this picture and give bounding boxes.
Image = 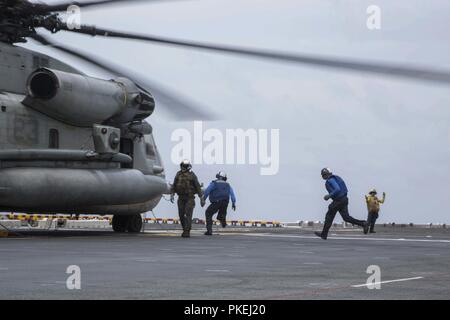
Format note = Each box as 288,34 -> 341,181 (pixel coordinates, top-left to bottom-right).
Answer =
366,195 -> 383,212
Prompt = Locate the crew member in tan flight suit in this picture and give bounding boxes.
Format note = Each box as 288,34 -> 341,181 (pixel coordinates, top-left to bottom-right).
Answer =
170,160 -> 204,238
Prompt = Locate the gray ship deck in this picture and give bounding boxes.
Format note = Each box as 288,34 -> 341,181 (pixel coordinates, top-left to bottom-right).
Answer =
1,226 -> 449,300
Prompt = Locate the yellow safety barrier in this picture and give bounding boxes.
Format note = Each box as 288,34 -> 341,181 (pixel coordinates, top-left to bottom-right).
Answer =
2,213 -> 282,228
2,213 -> 112,221
144,218 -> 181,225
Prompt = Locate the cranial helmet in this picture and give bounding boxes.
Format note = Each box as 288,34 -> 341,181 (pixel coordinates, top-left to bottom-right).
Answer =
369,188 -> 377,195
216,171 -> 227,181
321,167 -> 332,179
180,159 -> 192,171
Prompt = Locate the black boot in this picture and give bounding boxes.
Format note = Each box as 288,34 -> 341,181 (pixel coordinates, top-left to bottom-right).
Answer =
218,217 -> 227,228
314,231 -> 327,240
181,230 -> 190,238
363,222 -> 369,235
204,231 -> 212,236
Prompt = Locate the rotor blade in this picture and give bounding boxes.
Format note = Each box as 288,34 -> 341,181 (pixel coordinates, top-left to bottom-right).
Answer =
34,0 -> 170,13
29,33 -> 215,121
58,24 -> 450,85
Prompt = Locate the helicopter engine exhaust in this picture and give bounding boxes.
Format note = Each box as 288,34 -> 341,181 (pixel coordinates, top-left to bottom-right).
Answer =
24,68 -> 155,127
28,70 -> 59,99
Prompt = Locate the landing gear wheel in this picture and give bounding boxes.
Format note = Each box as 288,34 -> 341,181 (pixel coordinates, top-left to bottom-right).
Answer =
112,215 -> 128,232
127,214 -> 143,233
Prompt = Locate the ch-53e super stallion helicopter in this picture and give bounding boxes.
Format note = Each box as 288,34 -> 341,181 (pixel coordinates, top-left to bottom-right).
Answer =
1,0 -> 450,233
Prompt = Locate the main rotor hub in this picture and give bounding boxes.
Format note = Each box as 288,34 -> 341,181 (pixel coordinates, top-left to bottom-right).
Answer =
0,1 -> 63,43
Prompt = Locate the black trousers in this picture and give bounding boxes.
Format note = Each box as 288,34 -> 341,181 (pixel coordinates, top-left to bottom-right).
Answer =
367,211 -> 379,232
177,196 -> 195,232
321,196 -> 366,237
205,200 -> 229,233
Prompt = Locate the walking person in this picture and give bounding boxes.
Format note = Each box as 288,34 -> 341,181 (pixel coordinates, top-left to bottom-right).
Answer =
170,160 -> 203,238
202,171 -> 236,236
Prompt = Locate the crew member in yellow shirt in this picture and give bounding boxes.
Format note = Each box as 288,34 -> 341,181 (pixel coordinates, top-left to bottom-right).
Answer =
365,189 -> 386,233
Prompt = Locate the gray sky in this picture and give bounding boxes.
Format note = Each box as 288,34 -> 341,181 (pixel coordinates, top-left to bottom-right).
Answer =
26,0 -> 450,223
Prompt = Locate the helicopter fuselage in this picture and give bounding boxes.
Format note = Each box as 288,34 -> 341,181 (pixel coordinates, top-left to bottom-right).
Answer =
0,42 -> 169,216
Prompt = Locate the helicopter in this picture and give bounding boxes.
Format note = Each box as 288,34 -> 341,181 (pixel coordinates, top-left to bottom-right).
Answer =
1,0 -> 450,233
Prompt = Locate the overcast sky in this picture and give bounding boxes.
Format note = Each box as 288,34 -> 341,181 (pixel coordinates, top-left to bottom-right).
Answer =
25,0 -> 450,223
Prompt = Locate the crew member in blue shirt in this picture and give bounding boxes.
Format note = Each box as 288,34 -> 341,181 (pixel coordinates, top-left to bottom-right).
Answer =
315,168 -> 368,240
201,171 -> 236,236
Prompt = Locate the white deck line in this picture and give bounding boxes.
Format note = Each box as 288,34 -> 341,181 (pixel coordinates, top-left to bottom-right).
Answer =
238,233 -> 450,243
351,277 -> 424,287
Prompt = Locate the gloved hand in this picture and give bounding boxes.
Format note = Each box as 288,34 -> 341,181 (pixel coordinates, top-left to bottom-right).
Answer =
200,197 -> 206,207
383,192 -> 386,197
170,194 -> 175,204
232,203 -> 236,211
323,194 -> 331,201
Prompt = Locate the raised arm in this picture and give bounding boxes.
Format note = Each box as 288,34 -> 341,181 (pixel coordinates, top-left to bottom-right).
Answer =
380,192 -> 386,204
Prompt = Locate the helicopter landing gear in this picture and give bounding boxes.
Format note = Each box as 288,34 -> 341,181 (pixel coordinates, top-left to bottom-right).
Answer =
112,215 -> 128,232
112,214 -> 143,233
127,214 -> 143,233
